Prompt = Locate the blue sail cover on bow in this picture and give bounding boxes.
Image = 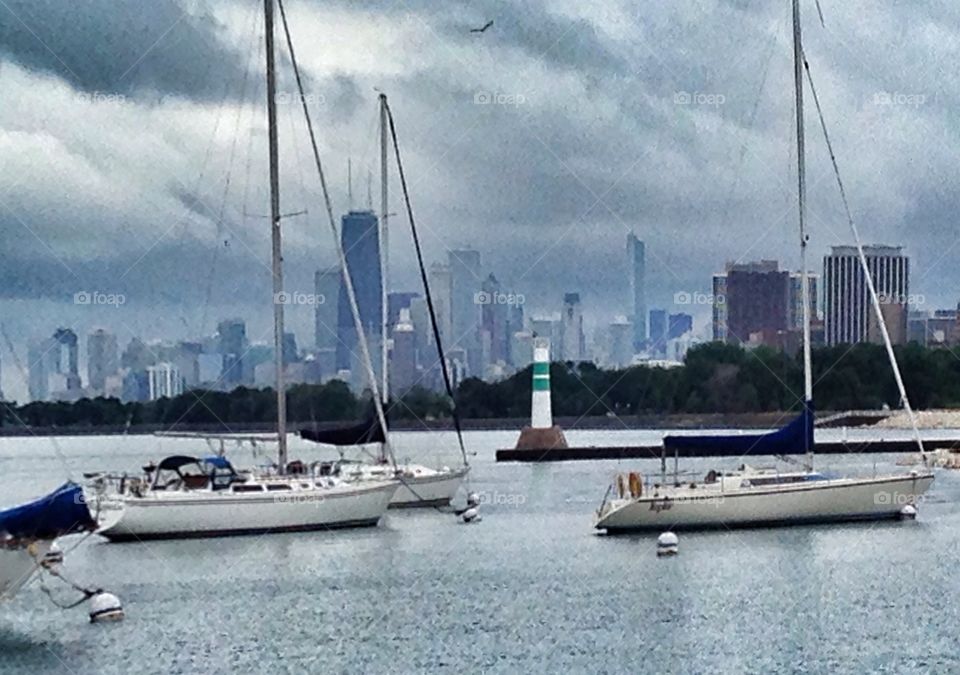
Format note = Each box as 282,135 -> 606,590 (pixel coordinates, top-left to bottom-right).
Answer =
663,401 -> 815,456
0,482 -> 96,540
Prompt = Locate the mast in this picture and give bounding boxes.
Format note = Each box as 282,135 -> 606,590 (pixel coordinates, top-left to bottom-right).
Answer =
792,0 -> 813,469
378,93 -> 390,462
264,0 -> 287,471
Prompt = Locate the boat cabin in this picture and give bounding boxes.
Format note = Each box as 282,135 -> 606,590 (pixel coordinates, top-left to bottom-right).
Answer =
149,455 -> 240,492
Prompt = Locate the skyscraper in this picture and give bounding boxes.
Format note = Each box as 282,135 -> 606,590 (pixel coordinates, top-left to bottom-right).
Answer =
314,268 -> 340,351
668,313 -> 693,339
627,233 -> 646,352
336,210 -> 382,375
723,260 -> 789,345
448,249 -> 482,376
428,262 -> 453,346
121,337 -> 154,372
824,245 -> 909,345
480,274 -> 508,368
788,272 -> 819,332
712,274 -> 728,342
282,332 -> 299,366
561,292 -> 585,362
50,328 -> 81,392
390,308 -> 417,396
87,329 -> 119,394
217,319 -> 248,386
146,362 -> 183,400
649,309 -> 667,355
28,339 -> 51,402
608,316 -> 633,368
505,303 -> 525,367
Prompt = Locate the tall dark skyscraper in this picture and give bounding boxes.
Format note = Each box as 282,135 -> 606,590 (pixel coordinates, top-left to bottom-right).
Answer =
649,309 -> 667,355
87,328 -> 118,393
627,233 -> 646,352
448,249 -> 482,376
723,260 -> 789,345
336,210 -> 383,372
217,319 -> 248,386
668,313 -> 693,339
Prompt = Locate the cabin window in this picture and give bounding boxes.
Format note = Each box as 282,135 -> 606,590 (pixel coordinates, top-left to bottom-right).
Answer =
232,485 -> 264,493
266,484 -> 292,491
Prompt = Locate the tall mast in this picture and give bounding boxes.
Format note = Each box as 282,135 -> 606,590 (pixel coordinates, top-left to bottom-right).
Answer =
792,0 -> 813,468
264,0 -> 287,471
378,92 -> 390,463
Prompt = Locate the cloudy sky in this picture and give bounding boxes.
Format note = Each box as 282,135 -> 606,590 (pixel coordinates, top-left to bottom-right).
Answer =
0,0 -> 958,398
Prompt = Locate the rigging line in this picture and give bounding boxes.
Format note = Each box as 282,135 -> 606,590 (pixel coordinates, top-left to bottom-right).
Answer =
801,55 -> 925,456
241,11 -> 267,227
383,100 -> 469,467
717,17 -> 782,241
276,0 -> 395,469
181,0 -> 258,236
201,3 -> 262,333
814,0 -> 826,28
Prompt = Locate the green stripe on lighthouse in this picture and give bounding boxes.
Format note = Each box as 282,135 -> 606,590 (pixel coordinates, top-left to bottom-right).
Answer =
533,377 -> 550,391
533,362 -> 550,376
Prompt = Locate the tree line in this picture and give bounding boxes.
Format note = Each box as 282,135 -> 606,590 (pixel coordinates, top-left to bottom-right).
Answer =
4,343 -> 960,429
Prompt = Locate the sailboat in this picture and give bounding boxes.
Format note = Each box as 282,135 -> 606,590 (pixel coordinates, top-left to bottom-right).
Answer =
595,0 -> 934,533
85,0 -> 399,541
300,94 -> 470,508
1,482 -> 96,601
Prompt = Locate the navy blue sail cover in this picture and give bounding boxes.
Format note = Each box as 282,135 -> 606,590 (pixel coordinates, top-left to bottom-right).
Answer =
0,482 -> 96,540
663,401 -> 814,456
299,419 -> 386,446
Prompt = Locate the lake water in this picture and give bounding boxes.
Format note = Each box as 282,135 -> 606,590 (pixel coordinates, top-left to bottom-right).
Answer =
2,429 -> 959,674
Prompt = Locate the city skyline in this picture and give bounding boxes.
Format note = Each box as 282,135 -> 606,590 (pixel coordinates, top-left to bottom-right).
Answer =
10,223 -> 957,403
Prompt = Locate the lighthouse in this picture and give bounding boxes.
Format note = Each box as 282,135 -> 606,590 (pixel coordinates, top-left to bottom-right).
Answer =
514,338 -> 568,451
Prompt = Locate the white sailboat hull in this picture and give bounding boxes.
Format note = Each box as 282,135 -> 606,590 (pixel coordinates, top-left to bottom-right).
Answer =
93,481 -> 399,542
596,473 -> 934,532
336,463 -> 469,508
0,540 -> 51,601
390,467 -> 470,508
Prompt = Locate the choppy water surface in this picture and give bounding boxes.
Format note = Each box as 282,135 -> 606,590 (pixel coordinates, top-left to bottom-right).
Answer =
2,429 -> 959,674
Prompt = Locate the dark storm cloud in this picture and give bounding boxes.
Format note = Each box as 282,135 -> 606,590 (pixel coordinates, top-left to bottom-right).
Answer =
2,0 -> 959,356
0,0 -> 250,101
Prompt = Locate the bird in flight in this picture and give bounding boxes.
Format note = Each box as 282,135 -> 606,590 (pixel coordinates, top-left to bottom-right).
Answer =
470,20 -> 493,33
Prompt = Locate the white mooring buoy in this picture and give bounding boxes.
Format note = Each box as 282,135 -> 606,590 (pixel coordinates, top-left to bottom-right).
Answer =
461,507 -> 482,524
656,531 -> 679,556
89,592 -> 124,623
466,492 -> 480,508
899,504 -> 918,520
